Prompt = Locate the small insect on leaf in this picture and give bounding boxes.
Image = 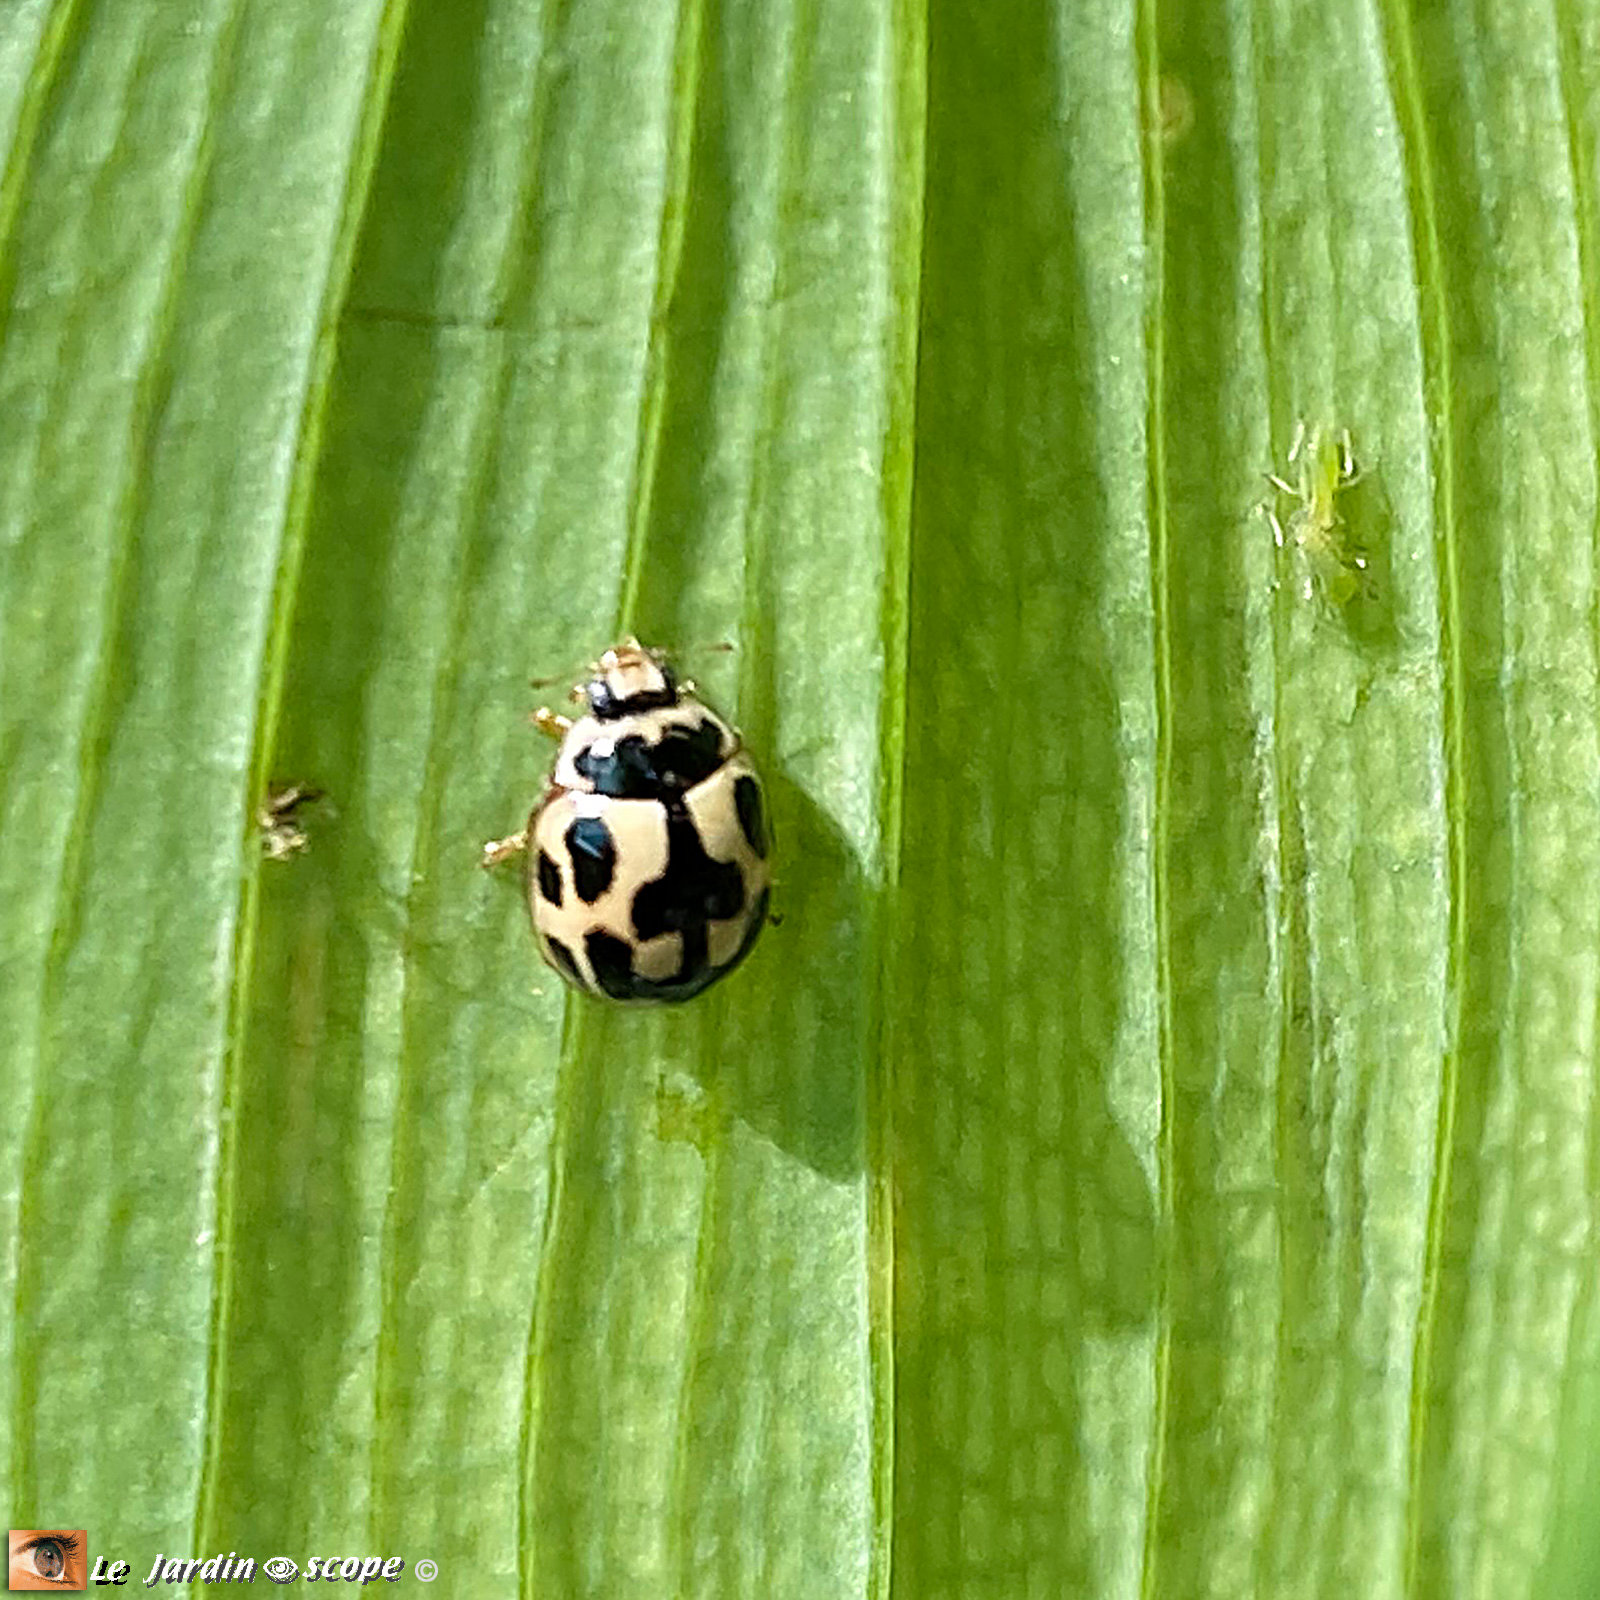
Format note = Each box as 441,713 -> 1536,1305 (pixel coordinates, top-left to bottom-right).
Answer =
257,784 -> 324,862
1262,422 -> 1372,606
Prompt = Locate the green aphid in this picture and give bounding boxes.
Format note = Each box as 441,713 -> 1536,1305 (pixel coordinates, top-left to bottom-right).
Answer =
1263,422 -> 1371,605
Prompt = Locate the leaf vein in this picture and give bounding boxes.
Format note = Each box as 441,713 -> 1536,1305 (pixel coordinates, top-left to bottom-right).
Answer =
195,0 -> 417,1549
1377,1 -> 1466,1590
1135,0 -> 1175,1592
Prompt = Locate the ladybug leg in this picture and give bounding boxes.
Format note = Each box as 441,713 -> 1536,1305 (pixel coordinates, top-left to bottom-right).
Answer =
531,706 -> 572,739
480,828 -> 529,869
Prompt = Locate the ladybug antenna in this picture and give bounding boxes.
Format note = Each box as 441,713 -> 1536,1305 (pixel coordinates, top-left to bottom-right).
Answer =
652,639 -> 737,667
527,639 -> 737,695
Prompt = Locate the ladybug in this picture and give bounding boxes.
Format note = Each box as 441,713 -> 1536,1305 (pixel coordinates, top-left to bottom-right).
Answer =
485,640 -> 771,1002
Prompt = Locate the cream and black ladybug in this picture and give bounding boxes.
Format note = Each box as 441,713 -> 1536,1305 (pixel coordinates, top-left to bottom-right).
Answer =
484,640 -> 771,1002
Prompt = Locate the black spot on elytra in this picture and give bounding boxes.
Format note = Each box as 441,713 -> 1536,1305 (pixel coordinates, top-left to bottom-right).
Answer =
734,774 -> 768,859
544,936 -> 581,985
633,809 -> 745,941
583,804 -> 744,1001
574,718 -> 726,799
578,869 -> 768,1003
585,929 -> 638,999
565,816 -> 617,904
536,850 -> 562,905
627,882 -> 770,1003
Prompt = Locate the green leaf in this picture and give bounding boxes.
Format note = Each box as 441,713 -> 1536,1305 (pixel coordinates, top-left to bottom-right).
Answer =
2,0 -> 1598,1597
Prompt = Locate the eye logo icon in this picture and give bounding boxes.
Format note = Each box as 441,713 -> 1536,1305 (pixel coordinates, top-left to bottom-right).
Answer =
262,1557 -> 299,1583
8,1530 -> 87,1591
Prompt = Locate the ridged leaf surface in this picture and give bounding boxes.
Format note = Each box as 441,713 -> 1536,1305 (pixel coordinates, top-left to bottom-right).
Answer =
1,2 -> 1597,1597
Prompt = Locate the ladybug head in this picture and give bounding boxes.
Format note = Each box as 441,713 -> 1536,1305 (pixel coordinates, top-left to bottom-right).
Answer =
585,638 -> 679,720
